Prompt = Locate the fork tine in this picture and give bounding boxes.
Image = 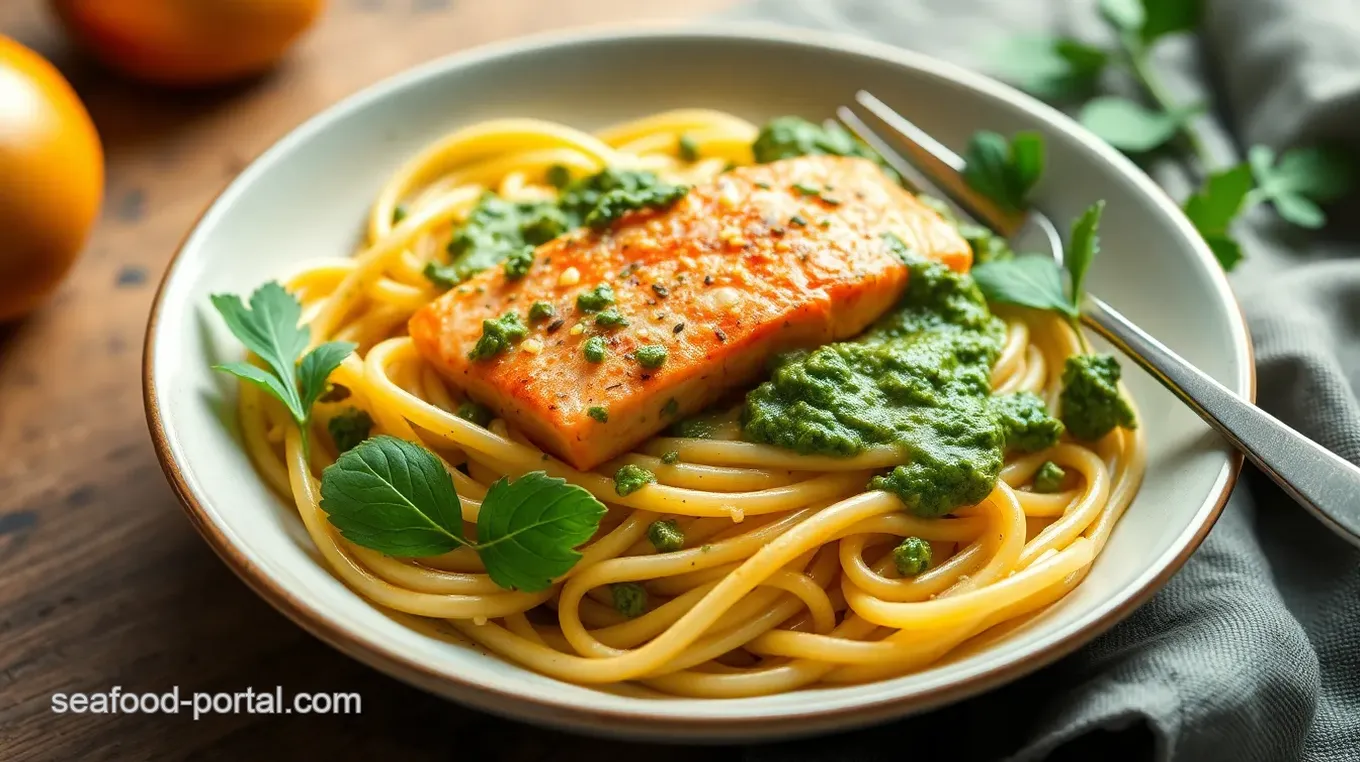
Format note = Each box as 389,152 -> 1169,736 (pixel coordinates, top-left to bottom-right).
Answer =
849,91 -> 1026,238
835,108 -> 941,198
855,91 -> 965,173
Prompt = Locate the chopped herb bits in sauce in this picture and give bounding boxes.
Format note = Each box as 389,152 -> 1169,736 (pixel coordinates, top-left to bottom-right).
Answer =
468,312 -> 527,360
528,301 -> 556,322
594,308 -> 630,328
633,344 -> 668,369
576,283 -> 615,312
583,335 -> 607,363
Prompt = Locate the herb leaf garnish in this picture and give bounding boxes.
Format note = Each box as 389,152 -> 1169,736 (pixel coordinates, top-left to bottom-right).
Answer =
320,436 -> 468,557
989,0 -> 1353,270
971,255 -> 1076,318
962,130 -> 1045,213
475,471 -> 607,592
972,201 -> 1106,322
318,437 -> 607,591
1066,199 -> 1105,306
1182,164 -> 1254,270
1248,145 -> 1355,229
211,282 -> 355,441
1079,97 -> 1199,154
991,36 -> 1108,101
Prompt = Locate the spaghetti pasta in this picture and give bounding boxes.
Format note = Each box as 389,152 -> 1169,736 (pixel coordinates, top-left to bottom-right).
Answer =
233,109 -> 1146,697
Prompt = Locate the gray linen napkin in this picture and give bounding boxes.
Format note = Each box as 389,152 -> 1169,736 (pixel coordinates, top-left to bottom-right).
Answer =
725,1 -> 1360,760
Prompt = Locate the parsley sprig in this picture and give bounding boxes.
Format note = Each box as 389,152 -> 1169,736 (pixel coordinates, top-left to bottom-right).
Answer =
319,436 -> 606,592
991,0 -> 1354,269
211,282 -> 355,447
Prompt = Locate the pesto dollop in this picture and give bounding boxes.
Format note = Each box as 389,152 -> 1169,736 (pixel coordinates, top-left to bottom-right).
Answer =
647,519 -> 685,552
425,196 -> 566,288
467,312 -> 527,361
753,116 -> 887,168
743,256 -> 1020,517
893,536 -> 932,576
1032,461 -> 1067,493
613,464 -> 656,496
1060,354 -> 1138,441
424,169 -> 689,288
611,582 -> 648,618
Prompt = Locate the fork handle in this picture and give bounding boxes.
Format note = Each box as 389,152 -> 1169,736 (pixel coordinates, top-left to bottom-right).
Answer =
1083,296 -> 1360,545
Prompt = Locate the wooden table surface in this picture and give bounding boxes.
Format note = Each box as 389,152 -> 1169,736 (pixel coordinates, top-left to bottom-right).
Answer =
0,2 -> 743,760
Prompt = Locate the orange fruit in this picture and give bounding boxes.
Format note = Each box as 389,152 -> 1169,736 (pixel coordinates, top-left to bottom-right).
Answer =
0,36 -> 103,322
50,0 -> 326,87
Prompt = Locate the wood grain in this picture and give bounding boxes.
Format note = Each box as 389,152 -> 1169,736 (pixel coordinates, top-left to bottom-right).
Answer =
0,1 -> 739,760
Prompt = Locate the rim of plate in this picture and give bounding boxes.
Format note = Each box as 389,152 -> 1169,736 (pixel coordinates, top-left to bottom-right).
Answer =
143,20 -> 1254,740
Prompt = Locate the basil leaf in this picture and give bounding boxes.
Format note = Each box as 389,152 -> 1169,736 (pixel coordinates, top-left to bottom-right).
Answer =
299,341 -> 357,414
1140,0 -> 1203,45
972,256 -> 1077,318
1183,164 -> 1254,271
1010,132 -> 1046,197
962,130 -> 1046,212
1183,163 -> 1254,235
992,36 -> 1108,101
475,471 -> 607,592
319,436 -> 468,557
1067,200 -> 1105,310
962,131 -> 1013,208
1203,233 -> 1244,271
1079,97 -> 1198,153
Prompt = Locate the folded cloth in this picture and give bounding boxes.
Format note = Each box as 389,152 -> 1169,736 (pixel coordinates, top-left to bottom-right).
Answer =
725,1 -> 1360,760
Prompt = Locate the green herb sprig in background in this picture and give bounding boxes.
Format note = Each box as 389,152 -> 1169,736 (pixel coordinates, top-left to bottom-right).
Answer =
991,0 -> 1354,269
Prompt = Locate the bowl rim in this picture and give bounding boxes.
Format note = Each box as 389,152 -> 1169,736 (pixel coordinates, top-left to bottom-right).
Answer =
142,20 -> 1253,741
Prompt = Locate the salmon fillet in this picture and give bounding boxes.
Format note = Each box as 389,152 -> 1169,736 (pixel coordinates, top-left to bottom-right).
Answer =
409,155 -> 972,471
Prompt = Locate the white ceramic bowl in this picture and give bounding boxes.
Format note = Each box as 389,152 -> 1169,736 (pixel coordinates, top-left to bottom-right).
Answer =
144,23 -> 1252,742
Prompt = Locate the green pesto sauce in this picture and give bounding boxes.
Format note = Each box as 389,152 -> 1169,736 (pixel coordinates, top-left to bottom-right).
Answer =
467,312 -> 527,361
1032,461 -> 1067,493
327,408 -> 373,453
424,169 -> 688,288
992,391 -> 1065,453
613,464 -> 656,496
1060,354 -> 1137,441
611,582 -> 648,618
742,255 -> 1061,518
752,116 -> 892,175
892,536 -> 932,576
425,195 -> 566,288
647,518 -> 685,552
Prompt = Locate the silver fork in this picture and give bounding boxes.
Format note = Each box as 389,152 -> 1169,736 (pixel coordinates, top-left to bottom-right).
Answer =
839,90 -> 1360,548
